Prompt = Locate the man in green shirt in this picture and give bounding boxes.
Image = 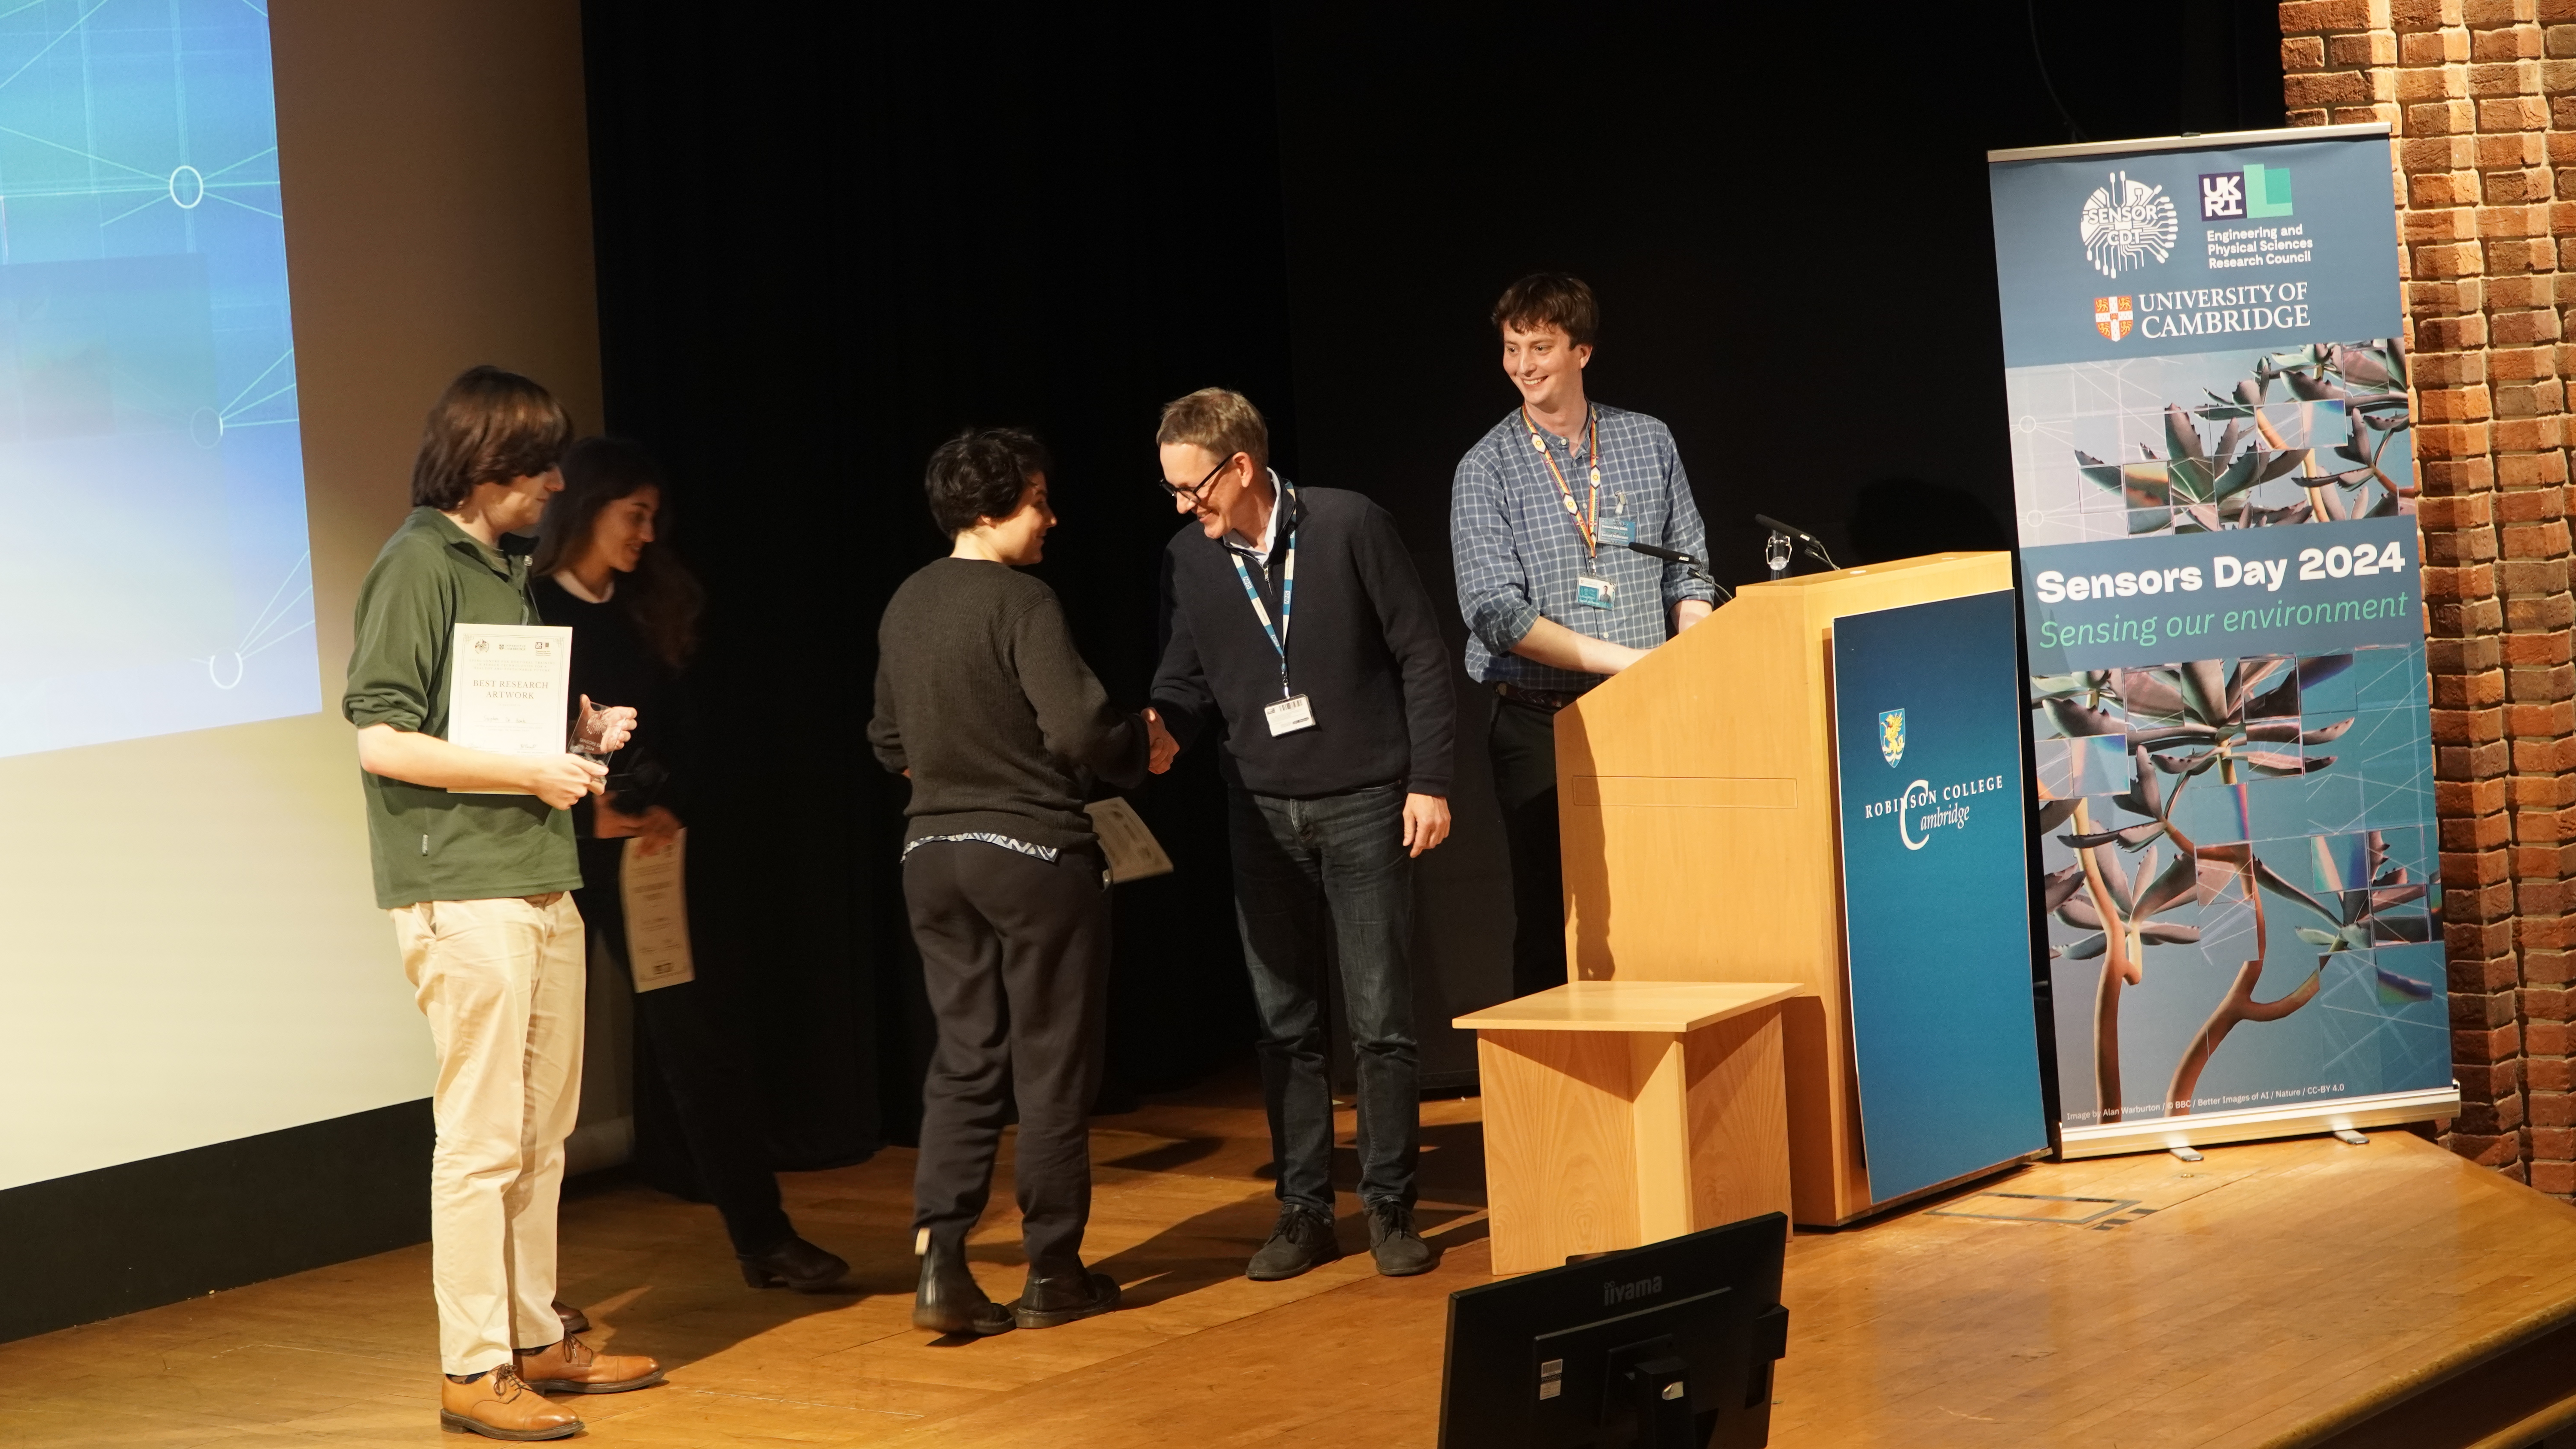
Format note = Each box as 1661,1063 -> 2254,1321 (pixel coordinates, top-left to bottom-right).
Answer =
343,367 -> 662,1442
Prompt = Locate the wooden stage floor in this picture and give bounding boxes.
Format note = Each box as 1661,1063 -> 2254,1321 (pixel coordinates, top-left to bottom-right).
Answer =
4,1070 -> 2575,1448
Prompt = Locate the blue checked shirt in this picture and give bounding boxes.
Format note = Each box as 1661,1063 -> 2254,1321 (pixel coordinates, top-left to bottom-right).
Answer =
1450,403 -> 1716,691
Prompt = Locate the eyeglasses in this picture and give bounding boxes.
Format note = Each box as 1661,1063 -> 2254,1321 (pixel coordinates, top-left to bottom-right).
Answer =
1156,452 -> 1239,504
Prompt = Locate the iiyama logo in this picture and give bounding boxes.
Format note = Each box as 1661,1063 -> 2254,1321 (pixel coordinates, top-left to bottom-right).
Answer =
1604,1275 -> 1664,1307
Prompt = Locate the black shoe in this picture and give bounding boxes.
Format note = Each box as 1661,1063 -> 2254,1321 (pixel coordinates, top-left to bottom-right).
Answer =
738,1234 -> 850,1293
1245,1205 -> 1341,1281
1012,1270 -> 1121,1329
912,1231 -> 1014,1336
1366,1201 -> 1436,1276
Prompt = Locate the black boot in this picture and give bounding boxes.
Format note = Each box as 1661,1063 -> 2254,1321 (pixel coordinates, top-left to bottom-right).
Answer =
912,1228 -> 1013,1336
738,1234 -> 850,1293
1012,1267 -> 1121,1329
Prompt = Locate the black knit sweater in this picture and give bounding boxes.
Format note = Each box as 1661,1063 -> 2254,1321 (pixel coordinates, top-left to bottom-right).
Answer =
868,557 -> 1148,853
533,575 -> 687,838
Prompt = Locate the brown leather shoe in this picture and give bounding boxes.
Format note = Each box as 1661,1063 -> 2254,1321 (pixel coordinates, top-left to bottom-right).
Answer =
551,1297 -> 589,1336
516,1333 -> 665,1394
438,1365 -> 580,1441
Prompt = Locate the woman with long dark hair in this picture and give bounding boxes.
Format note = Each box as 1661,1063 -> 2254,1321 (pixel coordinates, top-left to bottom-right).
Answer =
533,437 -> 848,1295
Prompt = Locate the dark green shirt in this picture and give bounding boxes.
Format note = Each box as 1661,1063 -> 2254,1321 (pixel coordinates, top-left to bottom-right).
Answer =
343,507 -> 581,909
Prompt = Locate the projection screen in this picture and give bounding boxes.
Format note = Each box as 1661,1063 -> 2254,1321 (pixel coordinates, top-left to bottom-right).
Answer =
0,0 -> 602,1194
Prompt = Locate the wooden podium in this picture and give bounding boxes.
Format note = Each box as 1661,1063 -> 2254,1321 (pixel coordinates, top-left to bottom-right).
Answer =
1553,551 -> 2016,1227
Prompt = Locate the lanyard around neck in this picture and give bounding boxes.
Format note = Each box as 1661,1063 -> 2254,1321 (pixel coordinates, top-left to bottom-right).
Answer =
1525,405 -> 1601,557
1227,476 -> 1297,698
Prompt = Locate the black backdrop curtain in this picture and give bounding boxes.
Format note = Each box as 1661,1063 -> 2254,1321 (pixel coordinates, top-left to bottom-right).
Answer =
577,1 -> 2285,1165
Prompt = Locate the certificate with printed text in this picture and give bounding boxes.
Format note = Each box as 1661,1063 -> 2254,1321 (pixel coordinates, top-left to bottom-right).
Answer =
1084,798 -> 1174,883
620,831 -> 696,991
444,623 -> 571,794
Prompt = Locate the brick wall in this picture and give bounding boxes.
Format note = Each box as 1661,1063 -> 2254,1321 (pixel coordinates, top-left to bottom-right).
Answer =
2281,0 -> 2571,1194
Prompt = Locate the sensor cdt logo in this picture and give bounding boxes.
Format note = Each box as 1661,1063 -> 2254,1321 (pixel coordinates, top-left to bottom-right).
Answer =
2094,295 -> 2134,341
2079,171 -> 2178,278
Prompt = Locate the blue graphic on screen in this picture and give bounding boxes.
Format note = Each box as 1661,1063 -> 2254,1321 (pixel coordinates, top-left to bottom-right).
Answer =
0,2 -> 313,759
1834,591 -> 2049,1203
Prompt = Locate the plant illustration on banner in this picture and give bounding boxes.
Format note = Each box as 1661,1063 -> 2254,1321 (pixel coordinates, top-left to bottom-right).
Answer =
2035,338 -> 2414,545
2029,650 -> 2441,1123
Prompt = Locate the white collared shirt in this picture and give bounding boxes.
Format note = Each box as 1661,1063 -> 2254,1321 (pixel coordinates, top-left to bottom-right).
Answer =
1225,468 -> 1287,560
550,570 -> 615,604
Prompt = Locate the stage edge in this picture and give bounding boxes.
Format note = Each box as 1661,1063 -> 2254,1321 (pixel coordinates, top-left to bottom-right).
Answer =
2056,1083 -> 2461,1160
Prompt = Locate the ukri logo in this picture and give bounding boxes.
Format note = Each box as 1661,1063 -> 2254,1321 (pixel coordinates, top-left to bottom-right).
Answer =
2199,164 -> 2291,220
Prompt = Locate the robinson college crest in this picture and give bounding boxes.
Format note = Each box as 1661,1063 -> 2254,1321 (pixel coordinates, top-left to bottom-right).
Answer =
2094,294 -> 2133,341
1878,709 -> 1906,767
2078,170 -> 2177,278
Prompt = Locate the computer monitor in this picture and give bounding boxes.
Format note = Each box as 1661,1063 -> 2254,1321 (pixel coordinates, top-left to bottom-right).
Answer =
1437,1213 -> 1790,1449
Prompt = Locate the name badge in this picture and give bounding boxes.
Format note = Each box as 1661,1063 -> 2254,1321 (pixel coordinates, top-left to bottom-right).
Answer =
1576,575 -> 1615,610
1264,694 -> 1318,736
1603,517 -> 1637,546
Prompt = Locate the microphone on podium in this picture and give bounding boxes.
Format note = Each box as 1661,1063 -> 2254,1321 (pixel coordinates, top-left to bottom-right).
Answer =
1622,540 -> 1734,603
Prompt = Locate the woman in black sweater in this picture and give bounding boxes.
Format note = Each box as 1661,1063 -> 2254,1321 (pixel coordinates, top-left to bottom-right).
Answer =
867,428 -> 1156,1336
533,437 -> 847,1300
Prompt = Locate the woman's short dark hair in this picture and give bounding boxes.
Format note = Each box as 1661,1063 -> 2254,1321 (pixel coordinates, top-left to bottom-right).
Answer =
924,428 -> 1051,535
531,436 -> 706,668
410,365 -> 576,511
1492,272 -> 1600,348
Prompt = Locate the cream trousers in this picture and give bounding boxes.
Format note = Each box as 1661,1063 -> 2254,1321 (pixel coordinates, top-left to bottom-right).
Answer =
391,892 -> 586,1375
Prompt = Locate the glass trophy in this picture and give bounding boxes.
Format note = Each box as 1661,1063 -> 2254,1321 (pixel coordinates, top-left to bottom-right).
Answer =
570,696 -> 619,767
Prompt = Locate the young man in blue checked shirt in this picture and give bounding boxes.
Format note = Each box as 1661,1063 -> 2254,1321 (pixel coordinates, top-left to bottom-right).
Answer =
1145,387 -> 1457,1281
1449,273 -> 1719,1002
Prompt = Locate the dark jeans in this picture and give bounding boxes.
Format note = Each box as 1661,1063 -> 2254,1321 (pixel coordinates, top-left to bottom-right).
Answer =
1228,782 -> 1418,1215
903,840 -> 1109,1279
573,838 -> 793,1256
1489,693 -> 1569,1000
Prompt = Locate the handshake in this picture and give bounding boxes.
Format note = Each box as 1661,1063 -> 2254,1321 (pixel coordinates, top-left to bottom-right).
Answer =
1143,706 -> 1179,776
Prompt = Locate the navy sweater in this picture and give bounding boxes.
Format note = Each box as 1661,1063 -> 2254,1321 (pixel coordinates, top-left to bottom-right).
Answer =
1151,482 -> 1455,799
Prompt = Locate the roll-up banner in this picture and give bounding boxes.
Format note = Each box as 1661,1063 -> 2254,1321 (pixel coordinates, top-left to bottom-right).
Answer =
1986,125 -> 2460,1156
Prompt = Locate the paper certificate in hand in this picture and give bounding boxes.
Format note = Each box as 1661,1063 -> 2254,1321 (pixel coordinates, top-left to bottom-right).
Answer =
444,624 -> 572,794
1084,797 -> 1174,884
619,830 -> 696,991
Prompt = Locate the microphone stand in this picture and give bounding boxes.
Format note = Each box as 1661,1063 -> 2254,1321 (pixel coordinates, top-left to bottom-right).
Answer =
1623,540 -> 1735,604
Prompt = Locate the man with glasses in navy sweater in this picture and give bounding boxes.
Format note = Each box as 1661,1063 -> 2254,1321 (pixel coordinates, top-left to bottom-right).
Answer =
1145,387 -> 1456,1281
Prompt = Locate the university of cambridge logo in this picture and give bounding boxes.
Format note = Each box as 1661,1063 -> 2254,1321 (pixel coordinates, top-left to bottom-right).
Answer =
2095,295 -> 2133,341
2078,170 -> 2177,278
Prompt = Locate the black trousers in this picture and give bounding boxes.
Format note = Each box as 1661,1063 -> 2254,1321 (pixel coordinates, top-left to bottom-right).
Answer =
1488,693 -> 1570,1001
902,840 -> 1110,1280
574,838 -> 792,1256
